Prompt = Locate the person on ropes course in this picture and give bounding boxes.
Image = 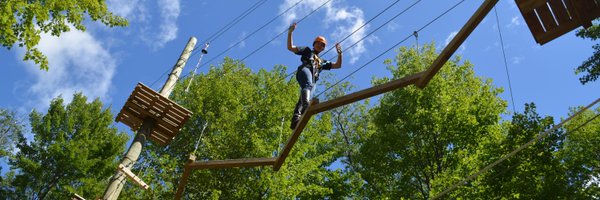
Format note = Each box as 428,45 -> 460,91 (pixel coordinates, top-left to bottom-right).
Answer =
287,22 -> 343,130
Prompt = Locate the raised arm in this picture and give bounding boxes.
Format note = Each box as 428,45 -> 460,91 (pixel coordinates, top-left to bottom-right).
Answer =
287,22 -> 299,53
331,43 -> 343,69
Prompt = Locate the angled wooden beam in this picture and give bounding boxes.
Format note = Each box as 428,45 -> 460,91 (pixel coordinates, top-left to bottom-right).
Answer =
417,0 -> 499,88
309,72 -> 424,114
274,72 -> 422,171
187,157 -> 277,170
118,164 -> 149,190
174,155 -> 197,200
273,101 -> 317,171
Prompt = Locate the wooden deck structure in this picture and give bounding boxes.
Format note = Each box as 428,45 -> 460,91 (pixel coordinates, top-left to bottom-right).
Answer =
116,83 -> 193,146
173,1 -> 501,199
515,0 -> 600,45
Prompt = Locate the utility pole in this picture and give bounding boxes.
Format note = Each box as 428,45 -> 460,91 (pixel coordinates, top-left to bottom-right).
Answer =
102,37 -> 197,200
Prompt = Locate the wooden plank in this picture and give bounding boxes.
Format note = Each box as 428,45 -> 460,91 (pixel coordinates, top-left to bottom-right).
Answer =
572,0 -> 600,27
187,157 -> 277,170
118,164 -> 149,190
274,73 -> 422,171
274,101 -> 316,171
536,3 -> 559,31
149,134 -> 168,146
118,114 -> 142,131
536,20 -> 580,44
515,0 -> 548,12
154,122 -> 176,137
149,130 -> 169,144
418,0 -> 499,88
309,72 -> 423,115
174,155 -> 197,200
523,11 -> 546,43
126,100 -> 180,132
548,0 -> 572,25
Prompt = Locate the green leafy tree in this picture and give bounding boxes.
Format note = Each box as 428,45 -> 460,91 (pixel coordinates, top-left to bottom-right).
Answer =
352,43 -> 507,199
469,103 -> 569,199
5,93 -> 128,199
0,0 -> 128,70
0,109 -> 23,198
559,105 -> 600,198
0,109 -> 23,158
575,24 -> 600,84
118,58 -> 366,199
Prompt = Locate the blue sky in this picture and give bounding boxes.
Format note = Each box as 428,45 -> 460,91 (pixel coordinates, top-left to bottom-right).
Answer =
1,0 -> 598,149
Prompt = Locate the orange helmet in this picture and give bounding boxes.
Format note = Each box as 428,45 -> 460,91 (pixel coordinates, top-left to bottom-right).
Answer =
313,36 -> 327,46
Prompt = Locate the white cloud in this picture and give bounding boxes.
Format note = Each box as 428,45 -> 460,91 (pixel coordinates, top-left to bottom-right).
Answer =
445,31 -> 458,46
506,16 -> 521,28
279,0 -> 370,64
107,0 -> 149,23
20,30 -> 116,110
234,32 -> 248,48
512,56 -> 524,64
156,0 -> 180,48
107,0 -> 179,49
386,21 -> 399,32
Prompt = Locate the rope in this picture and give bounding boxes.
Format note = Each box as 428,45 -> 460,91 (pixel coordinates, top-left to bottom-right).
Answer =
274,0 -> 408,86
190,0 -> 305,72
185,43 -> 210,92
325,0 -> 423,62
198,0 -> 267,50
193,121 -> 209,154
320,0 -> 402,57
153,0 -> 268,89
161,0 -> 328,95
494,7 -> 517,113
431,98 -> 600,199
209,0 -> 269,44
241,0 -> 334,62
316,0 -> 465,98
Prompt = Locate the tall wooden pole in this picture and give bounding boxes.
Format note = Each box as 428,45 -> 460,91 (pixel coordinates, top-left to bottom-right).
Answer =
102,37 -> 197,200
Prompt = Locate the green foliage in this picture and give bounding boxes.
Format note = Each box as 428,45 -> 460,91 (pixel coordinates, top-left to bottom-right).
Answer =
0,0 -> 128,71
4,93 -> 128,199
469,103 -> 569,199
559,106 -> 600,198
352,43 -> 507,199
575,24 -> 600,84
118,57 -> 367,199
0,109 -> 23,158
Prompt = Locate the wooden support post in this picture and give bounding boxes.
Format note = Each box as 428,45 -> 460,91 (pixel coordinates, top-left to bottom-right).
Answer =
417,0 -> 499,88
118,164 -> 149,190
174,154 -> 196,200
102,37 -> 197,200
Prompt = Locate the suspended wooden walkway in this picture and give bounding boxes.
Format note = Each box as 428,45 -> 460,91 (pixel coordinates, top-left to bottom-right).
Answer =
174,0 -> 600,198
173,1 -> 500,198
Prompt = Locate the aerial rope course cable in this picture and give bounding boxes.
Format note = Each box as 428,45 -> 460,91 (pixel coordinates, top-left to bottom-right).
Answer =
106,0 -> 600,199
494,6 -> 517,113
431,98 -> 600,199
173,1 -> 498,199
316,0 -> 464,98
150,0 -> 269,88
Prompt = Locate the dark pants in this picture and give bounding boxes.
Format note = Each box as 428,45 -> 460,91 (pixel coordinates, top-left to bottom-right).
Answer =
291,67 -> 313,129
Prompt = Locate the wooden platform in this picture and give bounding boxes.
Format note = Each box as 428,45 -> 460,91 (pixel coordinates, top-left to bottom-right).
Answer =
516,0 -> 600,45
116,82 -> 193,146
